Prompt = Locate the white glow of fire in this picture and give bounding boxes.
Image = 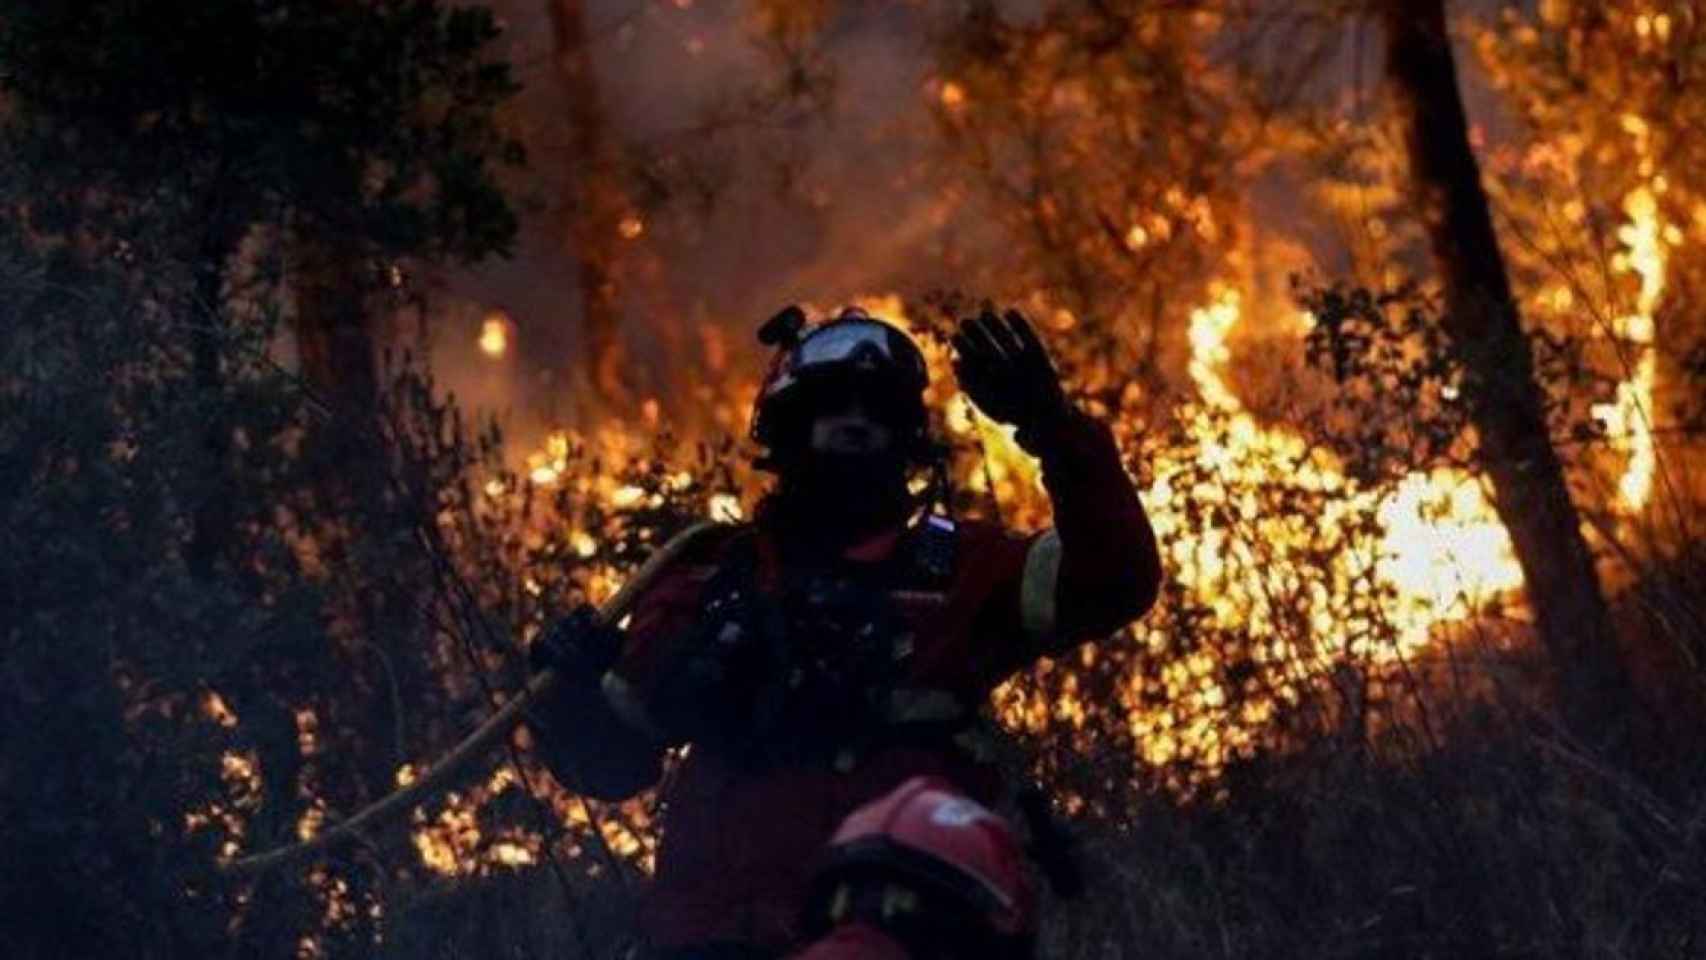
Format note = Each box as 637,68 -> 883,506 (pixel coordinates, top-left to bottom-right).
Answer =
1593,180 -> 1667,510
479,314 -> 510,359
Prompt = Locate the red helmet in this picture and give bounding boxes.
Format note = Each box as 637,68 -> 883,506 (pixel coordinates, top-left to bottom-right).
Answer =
750,306 -> 931,461
802,777 -> 1037,958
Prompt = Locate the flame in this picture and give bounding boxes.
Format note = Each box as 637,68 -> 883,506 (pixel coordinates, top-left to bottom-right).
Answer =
1174,288 -> 1522,652
527,431 -> 573,486
503,294 -> 1523,772
412,793 -> 478,875
1023,287 -> 1526,771
1593,180 -> 1667,511
1375,472 -> 1525,622
570,529 -> 599,558
846,292 -> 1522,769
409,768 -> 546,876
708,493 -> 743,521
479,313 -> 510,359
479,281 -> 1666,778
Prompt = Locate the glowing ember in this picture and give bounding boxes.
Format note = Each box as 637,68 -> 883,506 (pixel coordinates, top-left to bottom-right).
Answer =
479,313 -> 510,359
295,708 -> 319,757
296,802 -> 326,842
202,690 -> 239,728
412,795 -> 477,875
221,750 -> 259,792
406,768 -> 554,876
490,840 -> 537,866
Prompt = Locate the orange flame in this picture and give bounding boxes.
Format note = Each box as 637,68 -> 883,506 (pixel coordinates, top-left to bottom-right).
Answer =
1594,177 -> 1668,511
479,313 -> 511,359
484,265 -> 1671,777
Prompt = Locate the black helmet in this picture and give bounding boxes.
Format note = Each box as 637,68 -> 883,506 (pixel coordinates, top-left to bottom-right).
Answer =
750,305 -> 931,461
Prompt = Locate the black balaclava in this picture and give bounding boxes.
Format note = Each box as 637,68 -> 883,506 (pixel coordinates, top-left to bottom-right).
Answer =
770,449 -> 913,548
759,378 -> 919,554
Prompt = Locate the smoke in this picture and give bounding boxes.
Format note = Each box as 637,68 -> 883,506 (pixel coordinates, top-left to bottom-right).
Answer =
422,0 -> 1519,445
424,0 -> 993,440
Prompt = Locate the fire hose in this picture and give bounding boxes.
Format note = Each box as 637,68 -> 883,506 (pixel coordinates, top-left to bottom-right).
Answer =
219,521 -> 722,879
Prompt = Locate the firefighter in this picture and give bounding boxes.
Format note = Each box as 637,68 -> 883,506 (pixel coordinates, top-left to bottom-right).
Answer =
791,776 -> 1036,960
527,304 -> 1161,959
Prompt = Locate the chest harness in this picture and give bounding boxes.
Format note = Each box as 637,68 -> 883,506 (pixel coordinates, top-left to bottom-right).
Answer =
650,515 -> 990,775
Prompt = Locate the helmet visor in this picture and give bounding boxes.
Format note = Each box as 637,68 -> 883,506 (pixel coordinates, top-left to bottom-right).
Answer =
788,320 -> 926,387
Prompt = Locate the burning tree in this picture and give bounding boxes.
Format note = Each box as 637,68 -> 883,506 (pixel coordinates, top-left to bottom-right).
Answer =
1471,0 -> 1706,721
1381,0 -> 1632,738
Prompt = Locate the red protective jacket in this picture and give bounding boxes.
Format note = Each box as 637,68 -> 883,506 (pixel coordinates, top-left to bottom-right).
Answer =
533,411 -> 1159,953
789,923 -> 910,960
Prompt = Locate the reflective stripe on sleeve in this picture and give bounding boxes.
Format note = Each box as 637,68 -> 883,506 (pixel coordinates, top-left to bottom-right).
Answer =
1020,529 -> 1062,642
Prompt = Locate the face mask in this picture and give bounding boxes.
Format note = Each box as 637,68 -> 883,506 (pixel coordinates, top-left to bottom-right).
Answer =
773,449 -> 913,545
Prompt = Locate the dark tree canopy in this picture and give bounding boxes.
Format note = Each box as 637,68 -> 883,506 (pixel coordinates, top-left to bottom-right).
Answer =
0,0 -> 524,264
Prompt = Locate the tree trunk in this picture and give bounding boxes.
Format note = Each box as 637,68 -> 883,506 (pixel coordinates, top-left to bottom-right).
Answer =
1381,0 -> 1632,738
546,0 -> 629,404
292,230 -> 377,412
186,219 -> 244,580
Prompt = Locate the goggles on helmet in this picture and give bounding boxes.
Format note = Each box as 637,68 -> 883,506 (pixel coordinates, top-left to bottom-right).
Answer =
764,315 -> 927,399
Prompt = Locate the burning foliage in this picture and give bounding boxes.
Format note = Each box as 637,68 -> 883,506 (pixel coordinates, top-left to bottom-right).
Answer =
5,2 -> 1706,959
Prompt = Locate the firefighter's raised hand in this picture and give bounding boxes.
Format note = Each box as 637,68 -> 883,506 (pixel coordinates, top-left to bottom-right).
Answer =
951,307 -> 1070,451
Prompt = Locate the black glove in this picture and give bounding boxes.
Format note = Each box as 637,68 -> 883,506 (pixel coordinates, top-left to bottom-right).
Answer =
951,307 -> 1071,453
529,604 -> 624,682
